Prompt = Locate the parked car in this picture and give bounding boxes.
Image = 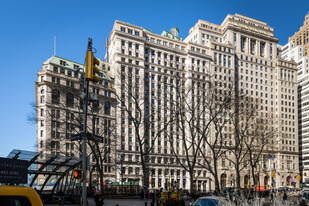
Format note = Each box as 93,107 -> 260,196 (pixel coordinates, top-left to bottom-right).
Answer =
0,185 -> 44,206
303,192 -> 309,200
191,196 -> 229,206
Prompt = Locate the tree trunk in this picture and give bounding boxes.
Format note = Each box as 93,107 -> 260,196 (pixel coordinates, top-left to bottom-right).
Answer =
214,176 -> 220,193
251,167 -> 257,196
189,171 -> 194,194
99,169 -> 104,195
236,163 -> 241,195
141,156 -> 149,192
89,168 -> 93,196
251,168 -> 256,187
213,159 -> 220,193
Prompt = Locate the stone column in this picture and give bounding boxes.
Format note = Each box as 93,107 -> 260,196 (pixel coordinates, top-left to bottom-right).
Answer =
265,42 -> 270,58
155,169 -> 158,188
237,33 -> 241,51
180,173 -> 183,189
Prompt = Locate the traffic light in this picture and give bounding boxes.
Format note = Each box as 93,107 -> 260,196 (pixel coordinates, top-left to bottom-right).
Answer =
85,51 -> 100,82
73,169 -> 82,179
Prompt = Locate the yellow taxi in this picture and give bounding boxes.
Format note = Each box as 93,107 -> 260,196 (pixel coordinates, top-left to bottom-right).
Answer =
0,186 -> 43,206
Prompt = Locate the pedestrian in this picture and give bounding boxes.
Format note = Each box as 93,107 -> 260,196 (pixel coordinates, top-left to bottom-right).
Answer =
283,192 -> 288,201
156,189 -> 160,206
152,190 -> 155,204
140,189 -> 144,200
94,191 -> 104,206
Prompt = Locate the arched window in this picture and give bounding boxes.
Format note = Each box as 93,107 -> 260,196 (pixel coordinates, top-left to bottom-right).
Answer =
52,89 -> 60,104
66,93 -> 74,107
104,101 -> 111,115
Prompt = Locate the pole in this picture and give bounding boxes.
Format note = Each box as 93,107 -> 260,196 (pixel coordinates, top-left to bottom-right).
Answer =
82,38 -> 92,206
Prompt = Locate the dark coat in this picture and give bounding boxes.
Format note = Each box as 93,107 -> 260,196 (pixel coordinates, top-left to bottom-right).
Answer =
94,194 -> 104,206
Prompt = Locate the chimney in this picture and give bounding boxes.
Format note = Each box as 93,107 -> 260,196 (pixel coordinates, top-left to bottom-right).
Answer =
170,27 -> 179,37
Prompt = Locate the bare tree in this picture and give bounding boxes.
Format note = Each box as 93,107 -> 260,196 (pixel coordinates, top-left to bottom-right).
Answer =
244,104 -> 275,191
224,94 -> 253,191
86,98 -> 116,194
36,73 -> 116,193
195,78 -> 236,193
165,74 -> 234,193
113,66 -> 170,189
225,94 -> 274,192
27,101 -> 37,125
27,101 -> 39,149
166,77 -> 205,193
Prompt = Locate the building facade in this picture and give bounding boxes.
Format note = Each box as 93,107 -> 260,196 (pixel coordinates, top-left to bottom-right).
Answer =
36,13 -> 300,190
288,12 -> 309,57
282,12 -> 309,186
35,55 -> 116,186
106,13 -> 299,190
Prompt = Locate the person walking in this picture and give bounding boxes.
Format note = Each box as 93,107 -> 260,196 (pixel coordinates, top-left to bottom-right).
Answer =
94,191 -> 104,206
283,192 -> 288,201
140,189 -> 144,200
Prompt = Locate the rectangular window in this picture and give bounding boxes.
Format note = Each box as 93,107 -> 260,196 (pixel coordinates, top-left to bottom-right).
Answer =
233,32 -> 237,44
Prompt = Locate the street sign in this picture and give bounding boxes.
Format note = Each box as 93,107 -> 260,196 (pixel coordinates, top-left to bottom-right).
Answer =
0,158 -> 28,184
71,132 -> 102,142
71,133 -> 83,141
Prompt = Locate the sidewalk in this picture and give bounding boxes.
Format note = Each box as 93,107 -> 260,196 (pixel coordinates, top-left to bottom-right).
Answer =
46,198 -> 154,206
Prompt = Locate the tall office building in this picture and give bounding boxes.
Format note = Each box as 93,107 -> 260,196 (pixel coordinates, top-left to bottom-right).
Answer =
282,12 -> 309,186
36,13 -> 299,190
288,12 -> 309,57
186,14 -> 299,188
35,55 -> 116,186
106,13 -> 299,190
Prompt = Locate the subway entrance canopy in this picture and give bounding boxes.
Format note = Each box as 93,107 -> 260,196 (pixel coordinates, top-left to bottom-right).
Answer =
5,149 -> 82,193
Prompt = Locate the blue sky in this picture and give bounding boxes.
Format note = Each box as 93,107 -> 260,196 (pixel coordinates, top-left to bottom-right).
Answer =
0,0 -> 308,157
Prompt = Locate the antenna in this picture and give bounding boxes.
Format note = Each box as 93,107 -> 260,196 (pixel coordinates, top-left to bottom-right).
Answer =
54,36 -> 56,56
105,38 -> 109,61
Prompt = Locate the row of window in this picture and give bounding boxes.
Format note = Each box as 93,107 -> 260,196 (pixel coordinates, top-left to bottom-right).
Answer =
213,53 -> 232,67
121,40 -> 139,50
120,26 -> 140,36
53,66 -> 79,78
239,54 -> 271,66
145,36 -> 185,51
